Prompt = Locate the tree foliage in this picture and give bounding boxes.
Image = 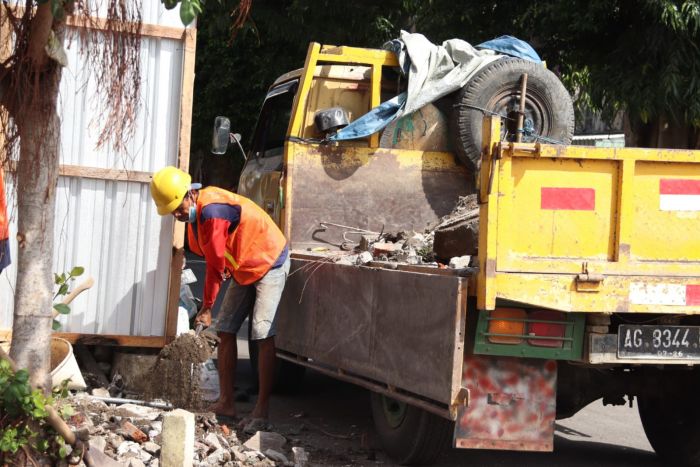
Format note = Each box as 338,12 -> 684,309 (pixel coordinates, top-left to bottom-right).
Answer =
189,0 -> 700,166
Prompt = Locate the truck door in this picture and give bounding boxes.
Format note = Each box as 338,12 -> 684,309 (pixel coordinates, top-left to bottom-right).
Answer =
238,79 -> 298,225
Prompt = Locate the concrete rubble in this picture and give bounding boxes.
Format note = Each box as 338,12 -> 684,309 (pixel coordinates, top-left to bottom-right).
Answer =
333,193 -> 479,269
66,393 -> 308,466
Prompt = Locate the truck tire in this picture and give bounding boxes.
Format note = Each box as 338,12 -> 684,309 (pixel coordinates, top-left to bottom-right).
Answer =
370,392 -> 452,465
450,57 -> 574,171
638,370 -> 700,466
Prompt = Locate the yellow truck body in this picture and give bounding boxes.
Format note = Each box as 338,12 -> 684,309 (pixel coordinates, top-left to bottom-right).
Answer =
478,118 -> 700,314
226,42 -> 700,465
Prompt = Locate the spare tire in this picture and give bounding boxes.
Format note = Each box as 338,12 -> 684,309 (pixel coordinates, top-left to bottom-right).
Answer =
450,58 -> 574,171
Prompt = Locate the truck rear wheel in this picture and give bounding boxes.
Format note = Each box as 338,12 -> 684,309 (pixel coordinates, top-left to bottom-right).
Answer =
450,57 -> 574,171
638,370 -> 700,466
370,392 -> 452,465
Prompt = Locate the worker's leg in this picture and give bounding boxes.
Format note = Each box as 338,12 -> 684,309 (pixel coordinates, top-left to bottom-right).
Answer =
252,336 -> 275,419
208,280 -> 255,417
210,331 -> 237,417
248,255 -> 291,419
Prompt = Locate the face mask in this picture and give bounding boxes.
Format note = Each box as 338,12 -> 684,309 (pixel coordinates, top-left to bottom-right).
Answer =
187,205 -> 197,223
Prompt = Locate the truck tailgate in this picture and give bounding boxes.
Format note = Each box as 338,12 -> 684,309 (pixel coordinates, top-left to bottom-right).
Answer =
478,118 -> 700,313
276,256 -> 467,410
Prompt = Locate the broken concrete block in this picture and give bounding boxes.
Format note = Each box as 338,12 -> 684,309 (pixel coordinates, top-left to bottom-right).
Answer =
203,432 -> 222,451
115,404 -> 162,421
356,251 -> 373,265
116,440 -> 140,457
215,433 -> 230,450
232,446 -> 248,463
405,233 -> 427,249
128,458 -> 146,467
433,218 -> 479,260
142,441 -> 161,456
265,449 -> 289,463
204,448 -> 230,465
91,387 -> 110,397
243,431 -> 286,453
161,409 -> 194,467
448,255 -> 471,269
89,436 -> 107,453
292,446 -> 308,467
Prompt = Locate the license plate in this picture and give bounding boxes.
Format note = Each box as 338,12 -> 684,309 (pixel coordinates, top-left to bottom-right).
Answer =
618,325 -> 700,359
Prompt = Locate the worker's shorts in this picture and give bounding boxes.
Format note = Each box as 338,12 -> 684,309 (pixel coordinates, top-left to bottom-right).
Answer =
215,256 -> 290,340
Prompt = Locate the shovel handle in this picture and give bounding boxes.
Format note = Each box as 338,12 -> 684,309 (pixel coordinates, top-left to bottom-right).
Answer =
52,276 -> 95,319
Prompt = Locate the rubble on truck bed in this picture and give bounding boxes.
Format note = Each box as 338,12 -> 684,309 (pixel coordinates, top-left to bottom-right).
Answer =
330,194 -> 479,269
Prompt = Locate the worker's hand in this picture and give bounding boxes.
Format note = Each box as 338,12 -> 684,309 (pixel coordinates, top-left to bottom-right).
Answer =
195,307 -> 212,328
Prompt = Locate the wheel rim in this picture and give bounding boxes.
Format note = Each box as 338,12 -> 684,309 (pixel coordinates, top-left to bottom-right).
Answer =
381,395 -> 407,429
486,87 -> 552,143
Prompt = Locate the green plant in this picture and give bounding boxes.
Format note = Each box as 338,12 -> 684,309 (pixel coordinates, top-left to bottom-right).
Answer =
0,360 -> 73,462
52,266 -> 84,331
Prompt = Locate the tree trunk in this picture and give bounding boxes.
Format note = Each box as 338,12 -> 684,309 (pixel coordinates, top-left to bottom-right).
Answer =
9,13 -> 64,392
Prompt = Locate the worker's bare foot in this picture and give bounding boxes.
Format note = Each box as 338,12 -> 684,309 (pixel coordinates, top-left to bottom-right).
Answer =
207,400 -> 237,419
249,406 -> 268,420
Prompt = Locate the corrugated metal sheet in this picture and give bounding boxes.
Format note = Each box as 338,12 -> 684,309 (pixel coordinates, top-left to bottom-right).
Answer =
0,5 -> 190,337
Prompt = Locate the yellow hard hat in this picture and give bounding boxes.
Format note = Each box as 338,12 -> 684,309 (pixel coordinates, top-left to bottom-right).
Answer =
150,166 -> 192,215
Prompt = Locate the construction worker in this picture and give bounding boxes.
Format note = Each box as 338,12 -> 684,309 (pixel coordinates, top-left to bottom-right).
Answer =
150,166 -> 289,427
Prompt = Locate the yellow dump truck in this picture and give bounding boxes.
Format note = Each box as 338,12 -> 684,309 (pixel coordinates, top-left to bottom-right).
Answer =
213,43 -> 700,465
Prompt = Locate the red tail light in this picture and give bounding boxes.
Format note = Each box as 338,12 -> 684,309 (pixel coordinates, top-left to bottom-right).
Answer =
527,310 -> 565,348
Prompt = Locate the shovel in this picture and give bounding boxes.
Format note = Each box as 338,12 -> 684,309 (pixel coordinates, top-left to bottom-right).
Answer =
0,346 -> 120,467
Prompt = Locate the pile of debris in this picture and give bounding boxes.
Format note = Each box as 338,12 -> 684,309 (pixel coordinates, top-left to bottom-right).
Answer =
334,194 -> 479,269
67,394 -> 309,466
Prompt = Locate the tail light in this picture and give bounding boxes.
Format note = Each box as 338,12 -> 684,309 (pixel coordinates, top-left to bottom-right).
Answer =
487,308 -> 527,344
527,310 -> 566,348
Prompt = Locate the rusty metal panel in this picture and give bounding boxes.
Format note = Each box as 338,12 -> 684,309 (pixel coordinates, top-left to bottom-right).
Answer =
276,257 -> 467,405
286,144 -> 473,250
455,355 -> 556,451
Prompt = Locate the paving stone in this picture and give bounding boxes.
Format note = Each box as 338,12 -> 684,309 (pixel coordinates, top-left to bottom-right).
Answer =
161,409 -> 195,467
243,431 -> 286,453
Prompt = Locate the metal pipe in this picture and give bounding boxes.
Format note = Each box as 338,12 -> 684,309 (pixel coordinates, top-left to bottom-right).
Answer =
86,395 -> 173,410
515,73 -> 528,143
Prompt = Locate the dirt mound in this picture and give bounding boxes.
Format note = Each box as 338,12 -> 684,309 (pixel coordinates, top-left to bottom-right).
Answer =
145,331 -> 217,410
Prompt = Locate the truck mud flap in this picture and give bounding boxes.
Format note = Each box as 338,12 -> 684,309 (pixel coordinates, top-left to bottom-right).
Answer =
455,355 -> 556,451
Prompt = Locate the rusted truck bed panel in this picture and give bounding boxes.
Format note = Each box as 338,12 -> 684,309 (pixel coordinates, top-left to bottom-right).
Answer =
285,144 -> 472,251
276,257 -> 468,406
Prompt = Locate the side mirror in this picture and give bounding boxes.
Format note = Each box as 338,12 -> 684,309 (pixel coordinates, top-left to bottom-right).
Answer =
211,116 -> 231,155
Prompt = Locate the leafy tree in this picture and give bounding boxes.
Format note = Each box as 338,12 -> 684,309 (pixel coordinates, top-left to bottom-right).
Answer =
190,0 -> 700,171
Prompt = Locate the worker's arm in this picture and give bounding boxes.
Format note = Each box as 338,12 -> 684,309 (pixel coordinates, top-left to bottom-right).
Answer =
199,217 -> 231,310
193,203 -> 241,327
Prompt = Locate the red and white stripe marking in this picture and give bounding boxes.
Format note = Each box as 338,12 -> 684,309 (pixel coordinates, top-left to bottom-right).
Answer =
541,187 -> 595,211
629,282 -> 700,306
659,179 -> 700,211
